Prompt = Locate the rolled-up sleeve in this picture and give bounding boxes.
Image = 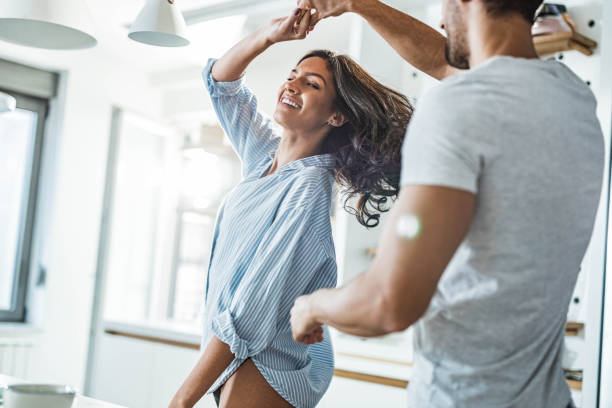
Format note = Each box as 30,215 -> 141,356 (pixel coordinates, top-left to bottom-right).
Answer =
203,58 -> 280,177
211,310 -> 250,360
211,204 -> 333,359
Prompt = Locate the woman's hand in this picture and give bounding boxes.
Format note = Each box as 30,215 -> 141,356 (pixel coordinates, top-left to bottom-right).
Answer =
211,7 -> 315,82
297,0 -> 353,26
265,8 -> 314,44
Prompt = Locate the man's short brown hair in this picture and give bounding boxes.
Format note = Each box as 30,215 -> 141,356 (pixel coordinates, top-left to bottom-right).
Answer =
481,0 -> 544,22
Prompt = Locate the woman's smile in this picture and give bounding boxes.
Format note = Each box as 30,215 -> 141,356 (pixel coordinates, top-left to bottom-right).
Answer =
279,95 -> 302,109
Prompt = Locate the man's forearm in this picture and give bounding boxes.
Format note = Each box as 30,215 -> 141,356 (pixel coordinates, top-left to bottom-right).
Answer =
170,336 -> 234,407
310,270 -> 398,337
350,0 -> 458,80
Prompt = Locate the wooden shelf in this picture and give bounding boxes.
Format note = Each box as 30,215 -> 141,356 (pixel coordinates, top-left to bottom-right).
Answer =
533,31 -> 597,56
334,369 -> 408,389
104,328 -> 200,350
566,378 -> 582,391
565,321 -> 584,336
334,368 -> 582,392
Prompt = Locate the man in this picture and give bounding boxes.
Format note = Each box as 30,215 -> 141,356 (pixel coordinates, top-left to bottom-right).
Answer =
290,1 -> 605,406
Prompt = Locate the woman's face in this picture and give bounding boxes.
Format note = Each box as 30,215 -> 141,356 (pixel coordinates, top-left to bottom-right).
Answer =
273,57 -> 340,132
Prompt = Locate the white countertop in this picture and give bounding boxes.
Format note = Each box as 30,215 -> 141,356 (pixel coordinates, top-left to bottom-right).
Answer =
0,375 -> 126,408
103,319 -> 414,381
104,319 -> 202,345
331,329 -> 413,381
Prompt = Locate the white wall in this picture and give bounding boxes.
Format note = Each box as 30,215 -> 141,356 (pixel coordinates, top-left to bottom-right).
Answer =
553,2 -> 612,407
0,41 -> 162,391
597,0 -> 612,404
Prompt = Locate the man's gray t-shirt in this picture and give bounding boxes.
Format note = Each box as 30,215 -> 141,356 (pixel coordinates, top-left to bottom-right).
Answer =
401,56 -> 604,407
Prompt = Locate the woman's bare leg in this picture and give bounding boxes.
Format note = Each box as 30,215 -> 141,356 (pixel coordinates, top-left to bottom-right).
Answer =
219,359 -> 292,408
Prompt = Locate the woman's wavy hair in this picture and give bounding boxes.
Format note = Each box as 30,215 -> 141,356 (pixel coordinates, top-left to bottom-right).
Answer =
298,50 -> 414,228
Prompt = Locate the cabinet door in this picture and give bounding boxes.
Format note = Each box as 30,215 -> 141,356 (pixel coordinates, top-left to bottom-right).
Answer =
150,342 -> 217,408
318,376 -> 407,408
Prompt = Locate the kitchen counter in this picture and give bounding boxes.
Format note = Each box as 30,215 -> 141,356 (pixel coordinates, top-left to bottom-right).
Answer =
0,374 -> 126,408
102,319 -> 413,387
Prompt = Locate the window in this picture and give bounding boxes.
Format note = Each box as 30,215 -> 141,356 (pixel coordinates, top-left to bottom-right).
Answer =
101,110 -> 175,322
0,92 -> 48,322
168,146 -> 240,322
167,211 -> 215,322
99,110 -> 240,325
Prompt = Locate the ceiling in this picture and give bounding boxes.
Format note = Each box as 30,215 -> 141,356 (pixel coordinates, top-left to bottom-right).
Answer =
79,0 -> 296,74
54,0 -> 439,76
0,0 -> 440,76
101,0 -> 257,27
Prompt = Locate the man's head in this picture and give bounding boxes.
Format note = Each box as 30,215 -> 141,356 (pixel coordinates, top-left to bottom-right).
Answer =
479,0 -> 544,22
440,0 -> 543,69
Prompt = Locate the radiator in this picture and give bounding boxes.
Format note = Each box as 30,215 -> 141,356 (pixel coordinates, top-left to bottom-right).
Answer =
0,338 -> 34,378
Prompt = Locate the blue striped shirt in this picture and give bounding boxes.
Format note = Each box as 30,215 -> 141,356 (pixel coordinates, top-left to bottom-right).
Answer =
200,59 -> 337,408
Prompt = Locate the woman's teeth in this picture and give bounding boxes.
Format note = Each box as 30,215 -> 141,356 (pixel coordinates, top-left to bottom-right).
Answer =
281,98 -> 301,109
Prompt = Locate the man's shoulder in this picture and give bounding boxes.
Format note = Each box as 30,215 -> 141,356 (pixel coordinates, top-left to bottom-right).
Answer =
421,73 -> 489,107
414,76 -> 492,127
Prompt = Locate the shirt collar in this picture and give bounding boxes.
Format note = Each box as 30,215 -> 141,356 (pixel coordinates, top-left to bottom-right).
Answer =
268,151 -> 336,172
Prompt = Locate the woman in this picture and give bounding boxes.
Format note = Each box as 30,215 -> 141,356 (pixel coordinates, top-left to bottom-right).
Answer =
169,8 -> 413,408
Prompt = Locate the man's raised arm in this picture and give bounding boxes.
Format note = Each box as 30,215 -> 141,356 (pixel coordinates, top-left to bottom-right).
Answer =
299,0 -> 461,80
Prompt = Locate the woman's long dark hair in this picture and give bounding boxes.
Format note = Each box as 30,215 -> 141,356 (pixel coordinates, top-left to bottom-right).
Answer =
298,50 -> 414,228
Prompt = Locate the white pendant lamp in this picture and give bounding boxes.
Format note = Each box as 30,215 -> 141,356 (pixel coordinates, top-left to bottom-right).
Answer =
129,0 -> 190,47
0,91 -> 17,113
0,0 -> 97,50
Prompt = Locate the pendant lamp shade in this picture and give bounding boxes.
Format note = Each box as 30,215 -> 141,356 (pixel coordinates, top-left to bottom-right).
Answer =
0,0 -> 97,50
0,91 -> 17,113
129,0 -> 190,47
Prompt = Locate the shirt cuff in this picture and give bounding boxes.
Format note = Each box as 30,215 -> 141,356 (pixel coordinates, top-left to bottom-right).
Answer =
203,58 -> 246,97
211,309 -> 250,360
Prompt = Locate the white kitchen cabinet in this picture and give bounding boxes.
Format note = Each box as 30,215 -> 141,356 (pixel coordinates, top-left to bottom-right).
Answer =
318,376 -> 407,408
89,333 -> 215,408
89,322 -> 410,408
90,334 -> 156,408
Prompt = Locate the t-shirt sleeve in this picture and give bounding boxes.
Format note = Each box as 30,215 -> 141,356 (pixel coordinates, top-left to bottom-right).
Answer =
400,84 -> 483,193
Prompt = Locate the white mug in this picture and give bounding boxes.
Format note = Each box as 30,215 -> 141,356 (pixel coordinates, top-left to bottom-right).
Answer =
2,384 -> 76,408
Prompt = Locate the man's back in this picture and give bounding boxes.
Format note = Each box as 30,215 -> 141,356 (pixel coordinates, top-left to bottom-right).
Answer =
401,56 -> 604,407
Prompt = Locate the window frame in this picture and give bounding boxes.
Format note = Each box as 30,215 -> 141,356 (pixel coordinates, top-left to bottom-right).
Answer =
166,207 -> 217,320
0,90 -> 48,322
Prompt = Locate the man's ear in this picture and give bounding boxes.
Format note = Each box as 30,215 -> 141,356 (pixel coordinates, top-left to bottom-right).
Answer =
328,112 -> 348,128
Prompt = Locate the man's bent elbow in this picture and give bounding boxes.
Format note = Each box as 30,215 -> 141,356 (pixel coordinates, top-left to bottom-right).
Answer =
377,289 -> 424,334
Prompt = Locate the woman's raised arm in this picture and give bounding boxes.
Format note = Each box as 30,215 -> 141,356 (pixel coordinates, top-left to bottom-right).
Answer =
212,8 -> 313,82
